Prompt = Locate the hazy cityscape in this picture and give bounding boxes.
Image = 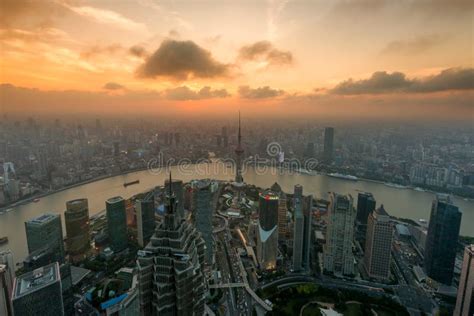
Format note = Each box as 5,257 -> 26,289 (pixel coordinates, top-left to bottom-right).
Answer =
1,1 -> 473,316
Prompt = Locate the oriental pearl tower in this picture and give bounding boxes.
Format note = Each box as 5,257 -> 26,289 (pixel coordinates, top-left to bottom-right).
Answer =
235,111 -> 244,183
230,112 -> 245,212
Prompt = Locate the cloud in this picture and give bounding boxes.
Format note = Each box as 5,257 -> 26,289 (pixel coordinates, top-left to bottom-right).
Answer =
239,41 -> 293,66
168,29 -> 180,38
137,40 -> 231,80
332,71 -> 410,94
411,68 -> 474,93
103,82 -> 125,90
64,5 -> 147,32
0,0 -> 61,27
238,86 -> 284,99
381,34 -> 446,55
331,68 -> 474,95
164,86 -> 230,100
80,44 -> 123,59
129,45 -> 148,58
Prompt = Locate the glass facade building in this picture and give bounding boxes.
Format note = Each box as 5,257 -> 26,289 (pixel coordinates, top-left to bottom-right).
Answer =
424,194 -> 462,285
106,196 -> 128,252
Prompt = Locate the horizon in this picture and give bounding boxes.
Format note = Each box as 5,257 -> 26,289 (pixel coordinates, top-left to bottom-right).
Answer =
1,0 -> 473,121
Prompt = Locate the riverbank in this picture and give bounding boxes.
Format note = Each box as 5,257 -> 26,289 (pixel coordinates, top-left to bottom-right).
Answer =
0,167 -> 150,212
294,167 -> 474,201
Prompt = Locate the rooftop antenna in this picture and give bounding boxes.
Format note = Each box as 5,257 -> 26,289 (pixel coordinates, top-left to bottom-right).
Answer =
167,171 -> 174,214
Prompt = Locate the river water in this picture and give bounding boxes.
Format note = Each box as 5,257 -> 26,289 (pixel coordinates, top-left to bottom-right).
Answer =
1,162 -> 473,264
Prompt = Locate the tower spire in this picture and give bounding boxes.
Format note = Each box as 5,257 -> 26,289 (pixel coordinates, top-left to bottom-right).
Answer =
166,171 -> 175,215
238,111 -> 241,146
169,171 -> 172,197
234,111 -> 244,183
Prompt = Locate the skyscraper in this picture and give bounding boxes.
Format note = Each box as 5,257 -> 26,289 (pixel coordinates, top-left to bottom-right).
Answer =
65,199 -> 90,261
0,264 -> 12,316
137,175 -> 205,316
21,248 -> 74,316
424,194 -> 462,285
135,191 -> 155,248
301,194 -> 313,271
292,185 -> 313,271
323,127 -> 334,163
364,205 -> 393,281
193,180 -> 213,263
165,178 -> 185,220
454,245 -> 474,316
11,262 -> 64,316
25,213 -> 65,263
270,182 -> 288,242
235,112 -> 244,183
324,193 -> 356,276
106,196 -> 128,252
0,250 -> 14,291
356,192 -> 376,225
292,196 -> 304,271
257,190 -> 279,270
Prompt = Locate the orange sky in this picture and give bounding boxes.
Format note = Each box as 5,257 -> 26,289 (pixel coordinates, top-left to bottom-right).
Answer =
0,0 -> 473,120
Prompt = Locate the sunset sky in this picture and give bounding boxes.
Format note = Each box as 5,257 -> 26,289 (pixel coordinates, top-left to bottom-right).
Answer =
1,0 -> 473,120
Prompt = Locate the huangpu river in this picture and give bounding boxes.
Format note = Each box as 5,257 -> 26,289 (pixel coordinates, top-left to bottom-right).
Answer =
1,162 -> 473,264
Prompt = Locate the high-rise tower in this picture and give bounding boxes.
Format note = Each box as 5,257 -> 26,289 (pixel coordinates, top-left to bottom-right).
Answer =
364,205 -> 393,281
324,193 -> 356,276
25,214 -> 65,264
424,194 -> 461,285
137,174 -> 206,316
323,127 -> 334,163
106,196 -> 128,252
65,199 -> 90,262
235,112 -> 244,183
193,180 -> 213,263
12,262 -> 64,316
454,244 -> 474,316
257,190 -> 279,270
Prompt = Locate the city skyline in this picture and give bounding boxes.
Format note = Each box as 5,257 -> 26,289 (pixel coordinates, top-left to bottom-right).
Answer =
0,1 -> 473,315
1,0 -> 473,120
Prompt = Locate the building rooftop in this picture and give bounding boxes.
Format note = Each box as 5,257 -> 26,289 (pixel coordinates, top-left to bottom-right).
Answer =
71,266 -> 92,286
260,190 -> 279,200
13,262 -> 60,298
396,224 -> 411,236
375,204 -> 389,217
107,196 -> 124,204
436,193 -> 452,204
67,198 -> 87,206
25,213 -> 58,225
466,244 -> 474,255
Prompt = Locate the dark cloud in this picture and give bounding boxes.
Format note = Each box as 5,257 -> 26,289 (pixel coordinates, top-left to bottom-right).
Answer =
103,82 -> 125,90
164,86 -> 230,100
331,68 -> 474,95
129,45 -> 148,58
332,71 -> 409,94
411,68 -> 474,93
381,34 -> 446,55
239,41 -> 293,66
238,86 -> 284,99
137,40 -> 231,80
